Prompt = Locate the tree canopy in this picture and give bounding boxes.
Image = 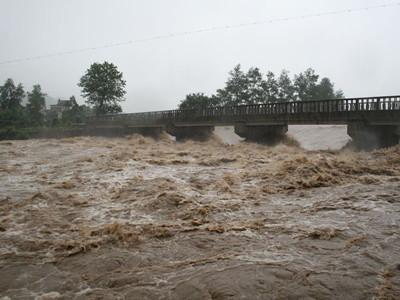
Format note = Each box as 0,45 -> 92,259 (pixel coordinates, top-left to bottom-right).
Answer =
179,65 -> 344,109
216,64 -> 251,106
0,78 -> 95,140
26,85 -> 46,125
78,61 -> 126,115
179,93 -> 219,110
0,79 -> 27,126
61,96 -> 91,124
0,78 -> 25,111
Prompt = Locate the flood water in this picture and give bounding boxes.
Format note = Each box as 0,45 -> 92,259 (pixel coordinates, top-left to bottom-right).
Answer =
0,127 -> 399,299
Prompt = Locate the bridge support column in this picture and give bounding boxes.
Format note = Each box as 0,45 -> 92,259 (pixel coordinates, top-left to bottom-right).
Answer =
234,123 -> 288,144
166,125 -> 214,141
347,123 -> 400,150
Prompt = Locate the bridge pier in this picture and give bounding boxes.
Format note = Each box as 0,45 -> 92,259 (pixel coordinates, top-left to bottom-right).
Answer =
166,125 -> 214,141
234,123 -> 288,144
347,123 -> 400,150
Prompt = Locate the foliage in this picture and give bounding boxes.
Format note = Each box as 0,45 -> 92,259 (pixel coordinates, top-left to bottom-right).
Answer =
0,79 -> 47,130
0,78 -> 25,111
277,70 -> 295,102
0,108 -> 29,128
0,126 -> 37,140
0,79 -> 28,129
61,96 -> 92,125
78,61 -> 126,115
315,78 -> 344,99
216,64 -> 249,106
179,65 -> 344,109
246,67 -> 266,104
27,85 -> 46,126
0,78 -> 94,140
263,71 -> 279,103
179,93 -> 219,110
293,68 -> 320,101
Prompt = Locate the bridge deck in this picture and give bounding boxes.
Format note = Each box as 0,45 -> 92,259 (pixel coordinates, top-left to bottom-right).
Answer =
88,95 -> 400,127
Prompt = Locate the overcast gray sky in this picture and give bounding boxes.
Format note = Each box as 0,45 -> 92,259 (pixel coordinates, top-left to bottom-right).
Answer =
0,0 -> 399,112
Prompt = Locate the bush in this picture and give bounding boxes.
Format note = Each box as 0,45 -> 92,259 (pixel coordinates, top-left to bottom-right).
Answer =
0,126 -> 37,140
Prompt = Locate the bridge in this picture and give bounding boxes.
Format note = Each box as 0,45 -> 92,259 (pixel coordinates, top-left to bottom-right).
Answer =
87,95 -> 400,150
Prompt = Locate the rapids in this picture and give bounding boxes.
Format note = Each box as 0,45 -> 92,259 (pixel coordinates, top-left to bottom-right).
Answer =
0,129 -> 399,299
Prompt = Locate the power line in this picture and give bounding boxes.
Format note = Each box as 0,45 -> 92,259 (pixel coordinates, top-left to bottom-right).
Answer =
1,2 -> 399,66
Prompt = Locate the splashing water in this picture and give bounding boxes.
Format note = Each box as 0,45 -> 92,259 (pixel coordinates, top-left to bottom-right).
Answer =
0,133 -> 399,299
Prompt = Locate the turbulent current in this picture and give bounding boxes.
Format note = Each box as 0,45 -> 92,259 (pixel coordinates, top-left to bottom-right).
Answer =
0,128 -> 399,299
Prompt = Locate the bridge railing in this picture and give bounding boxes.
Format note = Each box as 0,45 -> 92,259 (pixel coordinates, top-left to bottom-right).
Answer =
88,95 -> 400,125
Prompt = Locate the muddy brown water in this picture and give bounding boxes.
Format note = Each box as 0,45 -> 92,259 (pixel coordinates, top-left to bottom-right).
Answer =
0,134 -> 399,299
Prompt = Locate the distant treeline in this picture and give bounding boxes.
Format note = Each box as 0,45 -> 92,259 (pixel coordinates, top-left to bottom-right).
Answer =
0,78 -> 91,139
0,61 -> 127,140
179,65 -> 344,110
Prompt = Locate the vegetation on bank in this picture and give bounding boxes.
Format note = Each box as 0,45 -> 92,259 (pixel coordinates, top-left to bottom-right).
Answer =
0,61 -> 126,140
179,65 -> 344,109
0,78 -> 90,140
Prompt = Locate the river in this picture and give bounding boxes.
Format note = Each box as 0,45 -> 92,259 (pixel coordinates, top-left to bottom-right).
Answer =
0,127 -> 399,299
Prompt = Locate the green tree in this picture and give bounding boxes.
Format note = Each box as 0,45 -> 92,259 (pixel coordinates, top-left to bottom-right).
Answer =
69,95 -> 78,107
316,77 -> 335,99
294,68 -> 319,101
78,61 -> 126,115
26,85 -> 46,125
314,77 -> 344,99
262,71 -> 279,103
293,68 -> 344,101
179,93 -> 220,110
177,65 -> 345,109
0,79 -> 25,111
335,89 -> 345,99
61,96 -> 92,124
277,70 -> 295,102
0,79 -> 26,128
246,67 -> 265,104
216,64 -> 249,106
0,108 -> 28,128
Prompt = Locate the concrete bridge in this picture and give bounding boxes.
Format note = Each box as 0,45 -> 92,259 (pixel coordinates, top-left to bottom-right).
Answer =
87,95 -> 400,150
